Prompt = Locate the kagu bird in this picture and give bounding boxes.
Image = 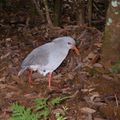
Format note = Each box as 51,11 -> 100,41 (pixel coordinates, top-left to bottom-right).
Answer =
18,36 -> 79,89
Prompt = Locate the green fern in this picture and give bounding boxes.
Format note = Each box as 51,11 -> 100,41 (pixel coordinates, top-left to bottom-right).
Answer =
37,107 -> 50,118
9,96 -> 70,120
50,96 -> 70,106
34,98 -> 48,111
9,103 -> 38,120
34,98 -> 50,119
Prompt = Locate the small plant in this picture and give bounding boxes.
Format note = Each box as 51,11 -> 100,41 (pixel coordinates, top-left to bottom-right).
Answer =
34,98 -> 50,119
9,96 -> 70,120
9,103 -> 38,120
55,113 -> 67,120
55,106 -> 68,120
62,106 -> 68,111
35,98 -> 48,111
50,96 -> 70,106
111,60 -> 120,73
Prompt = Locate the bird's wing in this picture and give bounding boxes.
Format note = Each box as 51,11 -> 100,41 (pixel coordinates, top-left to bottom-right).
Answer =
21,42 -> 54,67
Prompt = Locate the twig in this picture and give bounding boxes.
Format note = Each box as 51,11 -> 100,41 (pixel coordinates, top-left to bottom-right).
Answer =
25,17 -> 30,27
114,94 -> 119,107
72,62 -> 84,72
67,90 -> 79,98
93,2 -> 104,16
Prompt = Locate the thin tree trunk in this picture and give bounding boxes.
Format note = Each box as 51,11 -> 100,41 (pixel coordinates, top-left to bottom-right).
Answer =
32,0 -> 43,16
74,0 -> 85,24
54,0 -> 62,26
43,0 -> 53,27
88,0 -> 92,26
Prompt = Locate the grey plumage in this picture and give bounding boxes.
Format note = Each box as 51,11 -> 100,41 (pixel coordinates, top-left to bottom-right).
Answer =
18,36 -> 76,76
18,42 -> 52,76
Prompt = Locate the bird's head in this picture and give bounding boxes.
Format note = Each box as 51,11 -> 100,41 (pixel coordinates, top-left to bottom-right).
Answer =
61,36 -> 80,55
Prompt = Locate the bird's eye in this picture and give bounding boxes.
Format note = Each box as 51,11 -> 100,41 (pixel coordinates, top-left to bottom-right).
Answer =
68,42 -> 71,45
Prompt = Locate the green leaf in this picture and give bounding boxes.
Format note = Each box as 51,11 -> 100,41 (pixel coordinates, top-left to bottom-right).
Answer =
34,98 -> 48,111
50,97 -> 62,106
55,113 -> 67,120
50,96 -> 70,106
37,107 -> 50,118
9,103 -> 38,120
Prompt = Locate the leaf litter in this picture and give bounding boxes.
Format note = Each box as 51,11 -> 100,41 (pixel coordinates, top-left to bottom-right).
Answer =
0,22 -> 120,119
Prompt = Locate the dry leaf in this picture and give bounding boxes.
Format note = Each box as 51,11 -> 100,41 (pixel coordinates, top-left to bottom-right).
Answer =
89,92 -> 100,101
80,107 -> 96,114
5,92 -> 15,98
0,83 -> 6,89
94,43 -> 102,48
0,77 -> 5,82
93,63 -> 103,68
102,75 -> 113,80
0,52 -> 10,60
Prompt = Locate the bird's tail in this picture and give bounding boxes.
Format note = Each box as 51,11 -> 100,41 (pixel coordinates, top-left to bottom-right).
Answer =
18,67 -> 27,76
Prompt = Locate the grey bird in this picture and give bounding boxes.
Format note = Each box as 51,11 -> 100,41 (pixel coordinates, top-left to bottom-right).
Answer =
18,36 -> 79,89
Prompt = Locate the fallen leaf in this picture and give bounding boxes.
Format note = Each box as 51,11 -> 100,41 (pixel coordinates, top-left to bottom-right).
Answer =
5,38 -> 12,41
89,92 -> 100,101
5,92 -> 15,98
0,52 -> 11,60
94,43 -> 102,48
80,107 -> 96,114
102,75 -> 113,80
0,83 -> 6,89
0,77 -> 5,82
93,63 -> 104,68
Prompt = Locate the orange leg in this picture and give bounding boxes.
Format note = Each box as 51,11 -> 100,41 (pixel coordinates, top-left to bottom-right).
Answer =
48,72 -> 52,89
28,69 -> 33,85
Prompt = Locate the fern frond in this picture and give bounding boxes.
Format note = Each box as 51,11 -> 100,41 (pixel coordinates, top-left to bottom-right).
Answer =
9,103 -> 38,120
34,98 -> 48,111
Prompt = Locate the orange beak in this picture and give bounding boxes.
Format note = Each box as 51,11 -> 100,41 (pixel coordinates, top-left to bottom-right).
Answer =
72,46 -> 80,55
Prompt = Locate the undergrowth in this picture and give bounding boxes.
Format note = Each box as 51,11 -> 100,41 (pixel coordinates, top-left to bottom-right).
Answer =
9,96 -> 70,120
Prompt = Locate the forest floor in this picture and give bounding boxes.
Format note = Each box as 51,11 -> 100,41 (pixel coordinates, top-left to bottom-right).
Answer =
0,15 -> 120,120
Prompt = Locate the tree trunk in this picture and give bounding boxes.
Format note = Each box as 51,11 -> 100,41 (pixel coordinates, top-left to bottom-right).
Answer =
102,1 -> 120,67
54,0 -> 62,26
74,0 -> 85,24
